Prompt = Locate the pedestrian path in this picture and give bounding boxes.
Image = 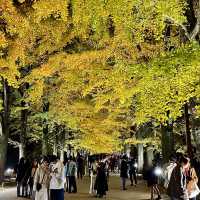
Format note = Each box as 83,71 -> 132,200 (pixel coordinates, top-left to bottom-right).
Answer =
0,176 -> 169,200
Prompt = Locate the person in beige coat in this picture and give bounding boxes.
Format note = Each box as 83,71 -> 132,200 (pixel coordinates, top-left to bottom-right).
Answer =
186,164 -> 199,200
33,157 -> 50,200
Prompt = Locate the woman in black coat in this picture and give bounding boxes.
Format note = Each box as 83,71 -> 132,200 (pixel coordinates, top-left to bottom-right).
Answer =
94,162 -> 108,198
120,156 -> 128,190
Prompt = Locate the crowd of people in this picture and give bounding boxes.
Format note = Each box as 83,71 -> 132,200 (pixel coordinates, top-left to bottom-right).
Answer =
144,154 -> 200,200
13,152 -> 200,200
164,155 -> 200,200
14,153 -> 138,200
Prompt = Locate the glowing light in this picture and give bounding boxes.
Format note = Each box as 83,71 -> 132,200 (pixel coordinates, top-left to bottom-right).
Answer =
5,168 -> 14,175
154,167 -> 162,176
134,163 -> 138,168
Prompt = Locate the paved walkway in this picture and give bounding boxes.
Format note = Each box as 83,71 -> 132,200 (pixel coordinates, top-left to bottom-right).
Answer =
0,176 -> 168,200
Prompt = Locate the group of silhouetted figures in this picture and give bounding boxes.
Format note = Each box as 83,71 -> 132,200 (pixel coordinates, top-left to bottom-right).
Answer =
144,153 -> 200,200
14,152 -> 200,200
14,154 -> 85,200
14,154 -> 138,200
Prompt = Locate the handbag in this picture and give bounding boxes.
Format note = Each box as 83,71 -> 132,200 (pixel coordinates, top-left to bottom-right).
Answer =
36,172 -> 46,192
189,183 -> 200,198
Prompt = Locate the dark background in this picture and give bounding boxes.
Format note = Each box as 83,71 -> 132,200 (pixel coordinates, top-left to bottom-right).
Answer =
6,145 -> 19,169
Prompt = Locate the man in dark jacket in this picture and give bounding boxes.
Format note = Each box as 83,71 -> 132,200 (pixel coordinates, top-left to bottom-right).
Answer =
22,159 -> 31,197
128,157 -> 137,186
167,156 -> 189,200
77,154 -> 84,179
15,157 -> 25,197
120,155 -> 128,190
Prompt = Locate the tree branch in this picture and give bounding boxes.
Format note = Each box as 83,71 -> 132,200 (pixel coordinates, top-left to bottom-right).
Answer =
8,138 -> 20,148
165,16 -> 191,41
190,0 -> 200,40
165,1 -> 200,41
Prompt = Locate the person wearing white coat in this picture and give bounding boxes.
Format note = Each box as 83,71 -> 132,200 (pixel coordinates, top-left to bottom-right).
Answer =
49,156 -> 65,200
33,157 -> 50,200
89,161 -> 97,194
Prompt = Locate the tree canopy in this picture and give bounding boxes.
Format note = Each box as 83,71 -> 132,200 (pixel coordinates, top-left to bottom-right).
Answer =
0,0 -> 200,168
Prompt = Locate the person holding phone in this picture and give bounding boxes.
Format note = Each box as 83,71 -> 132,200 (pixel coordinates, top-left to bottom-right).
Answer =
49,156 -> 65,200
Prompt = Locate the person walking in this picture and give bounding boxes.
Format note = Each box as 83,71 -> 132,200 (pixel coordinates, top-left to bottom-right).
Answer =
146,161 -> 162,200
105,160 -> 110,182
128,157 -> 137,186
22,159 -> 32,198
15,157 -> 25,197
89,159 -> 97,195
163,157 -> 177,189
68,156 -> 77,193
94,162 -> 108,198
33,156 -> 50,200
120,155 -> 128,190
110,156 -> 115,173
77,154 -> 84,179
167,156 -> 190,200
50,156 -> 65,200
29,159 -> 38,199
64,159 -> 69,192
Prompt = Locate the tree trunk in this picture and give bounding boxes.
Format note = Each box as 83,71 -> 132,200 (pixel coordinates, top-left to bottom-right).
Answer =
126,144 -> 131,158
19,143 -> 24,159
42,102 -> 49,156
186,0 -> 198,32
60,150 -> 64,162
161,123 -> 174,163
0,133 -> 8,183
137,143 -> 144,173
184,103 -> 193,158
0,79 -> 10,183
20,108 -> 28,158
18,85 -> 29,159
60,129 -> 65,161
42,124 -> 48,156
146,145 -> 154,168
53,135 -> 58,156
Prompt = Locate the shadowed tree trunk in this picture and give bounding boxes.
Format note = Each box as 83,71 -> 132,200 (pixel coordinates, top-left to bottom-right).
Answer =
20,104 -> 28,158
19,84 -> 29,159
60,128 -> 65,162
137,143 -> 144,173
0,78 -> 10,183
146,145 -> 154,168
53,134 -> 58,156
42,102 -> 49,156
161,122 -> 174,163
184,103 -> 193,158
42,124 -> 49,156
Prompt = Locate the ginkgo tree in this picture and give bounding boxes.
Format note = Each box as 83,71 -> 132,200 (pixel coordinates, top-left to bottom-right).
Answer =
24,0 -> 189,157
0,0 -> 197,181
0,0 -> 73,180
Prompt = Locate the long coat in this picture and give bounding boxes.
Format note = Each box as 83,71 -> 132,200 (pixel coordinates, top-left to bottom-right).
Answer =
94,165 -> 108,196
187,167 -> 198,196
16,163 -> 25,182
167,165 -> 187,199
33,166 -> 50,200
120,160 -> 128,178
